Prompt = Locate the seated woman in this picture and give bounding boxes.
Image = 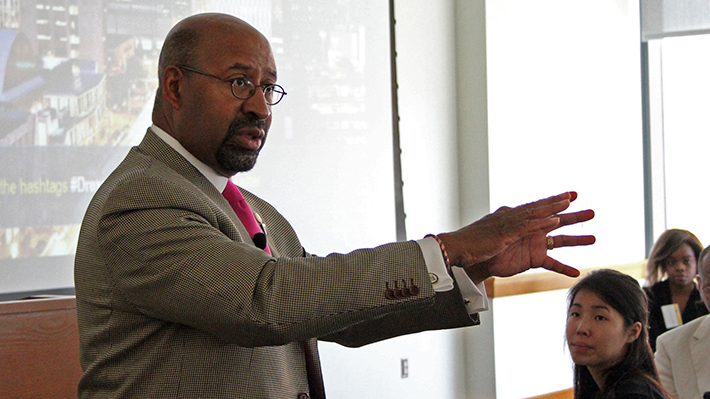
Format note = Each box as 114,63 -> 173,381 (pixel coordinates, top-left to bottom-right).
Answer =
644,229 -> 707,351
566,269 -> 668,399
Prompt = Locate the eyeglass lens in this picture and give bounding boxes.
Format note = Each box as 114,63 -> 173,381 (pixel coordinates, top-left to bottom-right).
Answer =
232,80 -> 284,105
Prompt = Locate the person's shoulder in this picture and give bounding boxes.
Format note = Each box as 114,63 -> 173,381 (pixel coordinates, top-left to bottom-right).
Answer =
689,290 -> 710,317
658,314 -> 708,345
239,186 -> 297,230
681,314 -> 710,339
96,148 -> 219,218
610,374 -> 667,399
239,187 -> 280,215
683,313 -> 707,328
107,152 -> 189,193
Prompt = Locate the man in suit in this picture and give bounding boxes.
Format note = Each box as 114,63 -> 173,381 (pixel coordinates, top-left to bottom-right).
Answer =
655,244 -> 710,399
74,13 -> 595,398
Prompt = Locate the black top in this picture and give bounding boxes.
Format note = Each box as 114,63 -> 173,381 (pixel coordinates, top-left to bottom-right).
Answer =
605,375 -> 667,399
577,371 -> 668,399
644,279 -> 709,351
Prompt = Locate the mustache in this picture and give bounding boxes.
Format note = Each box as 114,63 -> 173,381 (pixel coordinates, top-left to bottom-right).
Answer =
226,115 -> 267,139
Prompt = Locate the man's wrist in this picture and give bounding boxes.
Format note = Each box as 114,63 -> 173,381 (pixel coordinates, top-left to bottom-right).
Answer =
437,232 -> 463,267
424,234 -> 450,272
464,264 -> 491,285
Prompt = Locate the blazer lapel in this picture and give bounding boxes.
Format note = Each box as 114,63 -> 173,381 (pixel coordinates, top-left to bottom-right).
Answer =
241,189 -> 280,257
691,315 -> 710,393
137,129 -> 252,244
251,210 -> 280,257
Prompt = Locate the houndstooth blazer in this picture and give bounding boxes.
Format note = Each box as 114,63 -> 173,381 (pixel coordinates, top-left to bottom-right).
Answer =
74,130 -> 477,399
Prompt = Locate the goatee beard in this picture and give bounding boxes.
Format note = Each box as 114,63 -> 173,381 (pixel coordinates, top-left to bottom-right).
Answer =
215,116 -> 267,174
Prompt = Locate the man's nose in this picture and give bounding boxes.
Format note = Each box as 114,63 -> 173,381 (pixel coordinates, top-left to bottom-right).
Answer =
242,88 -> 271,120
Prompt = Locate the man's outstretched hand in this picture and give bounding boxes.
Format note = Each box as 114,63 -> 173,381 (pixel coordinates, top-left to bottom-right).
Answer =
437,192 -> 595,284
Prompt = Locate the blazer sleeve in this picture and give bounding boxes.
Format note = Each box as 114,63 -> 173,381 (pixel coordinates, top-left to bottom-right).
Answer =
319,282 -> 478,347
91,170 -> 458,348
654,334 -> 678,399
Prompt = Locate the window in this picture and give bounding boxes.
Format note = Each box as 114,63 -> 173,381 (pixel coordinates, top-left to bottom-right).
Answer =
647,34 -> 710,245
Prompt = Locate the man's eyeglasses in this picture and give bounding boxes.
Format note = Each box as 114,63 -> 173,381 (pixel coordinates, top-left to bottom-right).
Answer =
178,65 -> 287,105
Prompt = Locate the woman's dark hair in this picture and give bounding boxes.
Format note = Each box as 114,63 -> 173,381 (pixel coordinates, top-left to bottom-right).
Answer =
567,269 -> 665,399
645,228 -> 703,287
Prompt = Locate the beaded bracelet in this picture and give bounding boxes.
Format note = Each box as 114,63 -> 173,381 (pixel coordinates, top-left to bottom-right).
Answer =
424,234 -> 451,271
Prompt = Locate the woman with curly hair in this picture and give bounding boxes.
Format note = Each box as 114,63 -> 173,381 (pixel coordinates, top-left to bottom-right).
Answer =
644,229 -> 707,351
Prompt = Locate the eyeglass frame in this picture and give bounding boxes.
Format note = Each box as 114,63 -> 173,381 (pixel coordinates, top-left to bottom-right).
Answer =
177,65 -> 287,105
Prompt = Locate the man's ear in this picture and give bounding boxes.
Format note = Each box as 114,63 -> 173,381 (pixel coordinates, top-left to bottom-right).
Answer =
161,66 -> 183,109
626,321 -> 642,343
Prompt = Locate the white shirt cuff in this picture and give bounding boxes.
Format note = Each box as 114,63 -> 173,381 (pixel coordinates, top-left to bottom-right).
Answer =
415,237 -> 489,314
416,236 -> 454,291
452,267 -> 489,314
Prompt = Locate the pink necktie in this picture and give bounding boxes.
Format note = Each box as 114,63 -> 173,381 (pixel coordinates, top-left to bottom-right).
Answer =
222,180 -> 272,255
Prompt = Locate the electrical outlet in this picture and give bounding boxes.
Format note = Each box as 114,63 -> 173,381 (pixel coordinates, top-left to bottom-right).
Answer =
401,358 -> 408,378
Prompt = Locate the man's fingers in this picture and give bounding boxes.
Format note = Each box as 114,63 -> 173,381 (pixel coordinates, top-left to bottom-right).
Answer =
542,257 -> 581,278
515,193 -> 573,216
509,191 -> 581,224
548,234 -> 596,249
498,200 -> 580,244
494,192 -> 582,231
557,209 -> 595,227
520,191 -> 575,208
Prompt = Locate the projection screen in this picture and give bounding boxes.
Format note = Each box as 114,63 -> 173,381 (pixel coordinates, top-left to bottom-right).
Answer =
0,0 -> 397,299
